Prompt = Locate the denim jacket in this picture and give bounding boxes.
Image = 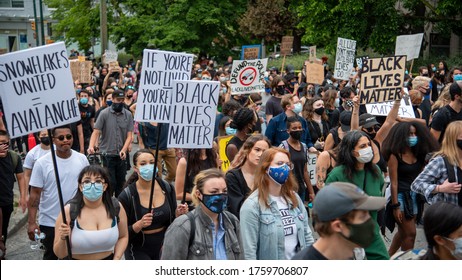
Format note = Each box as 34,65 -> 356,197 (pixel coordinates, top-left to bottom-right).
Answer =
161,206 -> 243,260
239,190 -> 314,260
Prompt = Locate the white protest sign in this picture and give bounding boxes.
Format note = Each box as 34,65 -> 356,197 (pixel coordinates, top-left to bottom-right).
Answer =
395,33 -> 424,61
167,80 -> 220,149
366,95 -> 416,118
307,153 -> 317,186
334,37 -> 356,81
134,49 -> 193,123
230,58 -> 268,95
103,50 -> 118,63
0,42 -> 80,138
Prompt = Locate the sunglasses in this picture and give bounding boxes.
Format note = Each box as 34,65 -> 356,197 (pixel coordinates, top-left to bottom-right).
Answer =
365,125 -> 380,133
125,85 -> 136,91
54,134 -> 73,141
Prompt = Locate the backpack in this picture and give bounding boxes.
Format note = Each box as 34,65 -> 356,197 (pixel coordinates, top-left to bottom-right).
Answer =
186,211 -> 237,248
280,140 -> 308,162
69,197 -> 120,230
442,156 -> 462,206
8,150 -> 20,171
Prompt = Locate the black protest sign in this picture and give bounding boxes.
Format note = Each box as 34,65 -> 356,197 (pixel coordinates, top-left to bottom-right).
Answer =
359,55 -> 406,105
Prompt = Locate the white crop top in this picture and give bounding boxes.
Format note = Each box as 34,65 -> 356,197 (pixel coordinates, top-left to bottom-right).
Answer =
71,218 -> 119,255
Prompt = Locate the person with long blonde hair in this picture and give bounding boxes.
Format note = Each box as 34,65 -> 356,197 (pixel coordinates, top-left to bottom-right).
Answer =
239,148 -> 314,260
412,121 -> 462,206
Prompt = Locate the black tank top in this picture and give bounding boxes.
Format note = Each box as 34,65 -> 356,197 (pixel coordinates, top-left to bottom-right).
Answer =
140,201 -> 170,231
373,139 -> 388,173
396,154 -> 424,192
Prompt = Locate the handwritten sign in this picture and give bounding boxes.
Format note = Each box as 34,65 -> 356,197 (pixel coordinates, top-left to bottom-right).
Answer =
309,46 -> 316,62
134,49 -> 193,123
366,97 -> 416,118
241,45 -> 261,60
359,56 -> 406,104
395,33 -> 424,61
103,50 -> 118,64
334,37 -> 356,81
307,153 -> 317,186
0,42 -> 80,138
305,61 -> 324,85
218,135 -> 233,172
280,36 -> 294,56
230,58 -> 268,95
70,60 -> 92,83
167,80 -> 220,149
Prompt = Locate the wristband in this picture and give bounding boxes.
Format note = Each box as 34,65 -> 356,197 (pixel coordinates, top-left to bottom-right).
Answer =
391,202 -> 400,209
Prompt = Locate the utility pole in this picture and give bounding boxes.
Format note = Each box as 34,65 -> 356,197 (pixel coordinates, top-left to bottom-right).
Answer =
100,0 -> 108,55
32,0 -> 39,47
39,0 -> 45,45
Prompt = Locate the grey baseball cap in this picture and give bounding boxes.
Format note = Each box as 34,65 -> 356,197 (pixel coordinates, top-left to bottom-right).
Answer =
313,182 -> 386,222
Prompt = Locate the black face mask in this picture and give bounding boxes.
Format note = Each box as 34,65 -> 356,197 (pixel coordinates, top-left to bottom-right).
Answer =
457,140 -> 462,150
290,130 -> 303,141
366,132 -> 376,140
314,107 -> 325,115
112,102 -> 124,112
40,137 -> 50,146
276,86 -> 286,95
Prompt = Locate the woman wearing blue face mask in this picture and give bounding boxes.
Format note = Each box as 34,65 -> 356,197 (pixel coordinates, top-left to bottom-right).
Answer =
53,165 -> 129,260
162,168 -> 242,260
382,122 -> 439,257
118,149 -> 188,260
240,148 -> 314,260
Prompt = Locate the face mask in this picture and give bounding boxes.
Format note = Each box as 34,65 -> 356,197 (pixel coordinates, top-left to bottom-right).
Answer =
221,87 -> 227,94
341,218 -> 376,248
355,146 -> 373,163
82,182 -> 104,201
405,70 -> 409,75
265,87 -> 271,94
220,77 -> 227,83
457,140 -> 462,150
40,137 -> 50,146
314,107 -> 325,115
408,136 -> 418,147
290,130 -> 303,141
432,67 -> 437,72
129,68 -> 133,71
404,81 -> 409,87
225,127 -> 237,135
276,86 -> 286,95
80,97 -> 88,105
202,76 -> 211,81
127,95 -> 133,99
200,193 -> 228,214
112,102 -> 124,112
293,103 -> 303,114
454,74 -> 462,82
444,237 -> 462,259
346,100 -> 354,108
139,164 -> 157,181
334,98 -> 340,107
106,100 -> 113,106
290,81 -> 297,87
366,132 -> 376,141
267,164 -> 290,185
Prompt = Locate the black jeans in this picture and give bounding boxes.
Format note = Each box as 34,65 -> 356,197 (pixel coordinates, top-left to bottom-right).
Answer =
1,205 -> 13,242
102,154 -> 127,197
39,225 -> 58,260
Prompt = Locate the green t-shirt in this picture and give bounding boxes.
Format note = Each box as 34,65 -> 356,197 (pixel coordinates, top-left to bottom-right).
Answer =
325,165 -> 389,260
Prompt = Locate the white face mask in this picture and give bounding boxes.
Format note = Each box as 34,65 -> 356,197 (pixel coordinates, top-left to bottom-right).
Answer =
444,237 -> 462,259
334,97 -> 340,108
356,146 -> 373,163
293,103 -> 303,114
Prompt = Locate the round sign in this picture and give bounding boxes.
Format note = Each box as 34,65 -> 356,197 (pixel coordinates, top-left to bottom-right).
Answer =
239,67 -> 257,86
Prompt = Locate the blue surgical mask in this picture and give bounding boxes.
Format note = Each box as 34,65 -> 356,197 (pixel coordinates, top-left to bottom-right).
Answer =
444,237 -> 462,259
407,136 -> 418,147
225,127 -> 237,135
432,67 -> 437,72
106,100 -> 113,106
221,87 -> 227,94
200,193 -> 228,214
82,182 -> 104,201
405,70 -> 409,75
267,164 -> 290,185
265,87 -> 271,94
454,74 -> 462,82
80,97 -> 88,105
293,103 -> 303,114
139,164 -> 157,181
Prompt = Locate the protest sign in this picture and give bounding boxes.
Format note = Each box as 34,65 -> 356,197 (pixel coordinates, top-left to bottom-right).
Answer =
280,36 -> 294,56
395,33 -> 424,61
334,37 -> 356,81
366,95 -> 416,118
103,49 -> 118,64
307,153 -> 317,186
77,56 -> 86,62
218,135 -> 233,172
70,60 -> 92,83
230,58 -> 268,95
305,61 -> 324,85
0,42 -> 80,138
134,49 -> 193,123
167,80 -> 220,149
309,46 -> 316,61
240,45 -> 261,60
359,55 -> 406,105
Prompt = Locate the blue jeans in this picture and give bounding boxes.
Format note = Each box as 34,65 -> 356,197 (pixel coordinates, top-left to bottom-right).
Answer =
102,154 -> 127,197
398,191 -> 418,215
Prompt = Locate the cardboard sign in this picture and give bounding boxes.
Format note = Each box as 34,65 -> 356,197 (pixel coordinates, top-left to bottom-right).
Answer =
218,135 -> 233,172
365,96 -> 416,118
305,61 -> 324,85
395,33 -> 424,61
230,58 -> 268,95
240,45 -> 261,60
70,60 -> 92,83
0,42 -> 80,138
359,55 -> 406,104
103,49 -> 118,64
77,56 -> 86,62
134,49 -> 193,123
280,36 -> 294,56
167,80 -> 220,149
334,37 -> 356,81
309,46 -> 316,61
307,153 -> 317,186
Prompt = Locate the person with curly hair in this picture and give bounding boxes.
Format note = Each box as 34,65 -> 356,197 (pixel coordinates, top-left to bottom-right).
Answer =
225,107 -> 257,162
